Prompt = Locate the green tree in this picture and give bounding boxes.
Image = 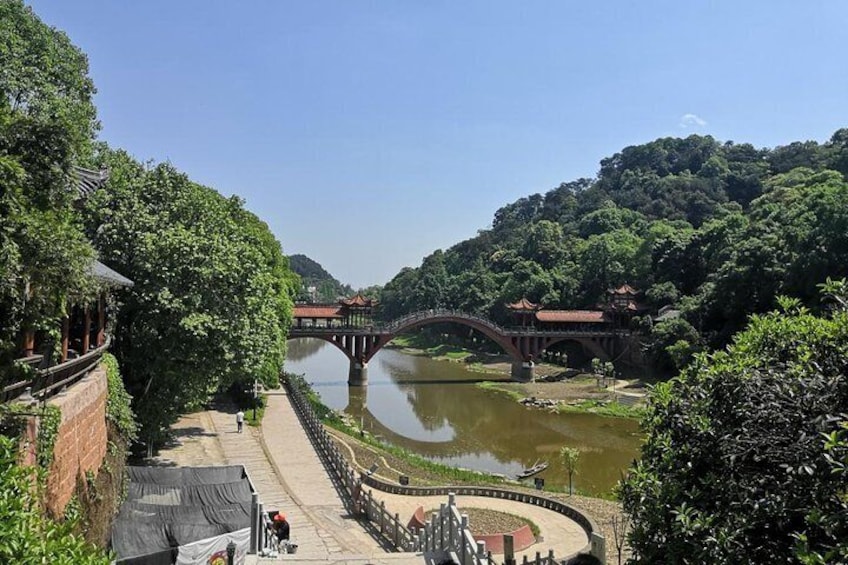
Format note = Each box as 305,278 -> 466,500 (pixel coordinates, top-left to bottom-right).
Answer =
0,0 -> 99,160
0,1 -> 100,373
620,285 -> 848,564
288,254 -> 351,302
84,150 -> 297,447
560,446 -> 581,495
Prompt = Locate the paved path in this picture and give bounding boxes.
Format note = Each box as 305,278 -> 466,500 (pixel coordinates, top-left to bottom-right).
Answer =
154,389 -> 589,563
154,394 -> 421,564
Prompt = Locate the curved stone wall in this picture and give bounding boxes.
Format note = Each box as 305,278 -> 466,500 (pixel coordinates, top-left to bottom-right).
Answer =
361,473 -> 598,551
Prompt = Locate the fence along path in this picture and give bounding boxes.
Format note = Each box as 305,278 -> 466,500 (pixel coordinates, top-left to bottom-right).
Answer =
278,375 -> 603,564
151,399 -> 416,563
259,389 -> 411,559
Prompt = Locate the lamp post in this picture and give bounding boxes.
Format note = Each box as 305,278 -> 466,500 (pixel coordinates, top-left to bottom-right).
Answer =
253,380 -> 261,421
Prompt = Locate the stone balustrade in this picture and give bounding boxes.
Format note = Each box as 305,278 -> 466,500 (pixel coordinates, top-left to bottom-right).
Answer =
282,374 -> 606,564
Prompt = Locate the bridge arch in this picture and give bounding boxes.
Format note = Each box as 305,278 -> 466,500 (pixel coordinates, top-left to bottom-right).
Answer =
289,308 -> 627,385
537,336 -> 611,363
377,311 -> 524,362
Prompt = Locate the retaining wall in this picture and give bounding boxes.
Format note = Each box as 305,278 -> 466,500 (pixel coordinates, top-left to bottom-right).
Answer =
46,365 -> 109,515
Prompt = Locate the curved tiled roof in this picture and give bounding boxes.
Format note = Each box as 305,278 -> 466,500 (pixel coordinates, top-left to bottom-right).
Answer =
339,293 -> 375,307
506,298 -> 540,311
74,166 -> 109,199
608,283 -> 640,295
90,260 -> 134,287
293,305 -> 343,318
535,310 -> 607,323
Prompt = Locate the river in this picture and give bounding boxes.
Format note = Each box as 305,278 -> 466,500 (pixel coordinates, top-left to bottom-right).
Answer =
286,338 -> 642,496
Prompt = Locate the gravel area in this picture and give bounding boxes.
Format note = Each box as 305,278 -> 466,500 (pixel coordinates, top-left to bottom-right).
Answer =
423,507 -> 533,537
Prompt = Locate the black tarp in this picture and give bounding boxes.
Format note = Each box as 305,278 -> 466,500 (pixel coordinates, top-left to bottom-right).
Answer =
112,466 -> 253,565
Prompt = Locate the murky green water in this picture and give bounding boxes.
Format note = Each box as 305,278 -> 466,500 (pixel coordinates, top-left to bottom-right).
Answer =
286,338 -> 643,495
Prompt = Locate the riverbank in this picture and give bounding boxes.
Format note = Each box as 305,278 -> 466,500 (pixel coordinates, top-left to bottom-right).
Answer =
324,416 -> 629,564
385,337 -> 648,418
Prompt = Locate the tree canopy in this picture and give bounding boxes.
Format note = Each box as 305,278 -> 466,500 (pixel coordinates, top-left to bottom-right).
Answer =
288,253 -> 352,302
84,149 -> 298,445
620,284 -> 848,564
0,0 -> 100,376
376,130 -> 848,368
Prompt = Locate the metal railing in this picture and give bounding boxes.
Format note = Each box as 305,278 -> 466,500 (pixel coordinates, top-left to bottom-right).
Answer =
2,337 -> 111,404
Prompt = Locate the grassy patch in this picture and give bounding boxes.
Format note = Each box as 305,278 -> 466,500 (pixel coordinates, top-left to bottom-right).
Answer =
244,394 -> 267,426
475,381 -> 523,401
424,506 -> 540,538
557,399 -> 644,419
386,334 -> 475,361
330,419 -> 504,485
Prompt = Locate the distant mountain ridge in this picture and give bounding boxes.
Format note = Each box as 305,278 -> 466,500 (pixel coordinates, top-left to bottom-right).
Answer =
288,254 -> 353,303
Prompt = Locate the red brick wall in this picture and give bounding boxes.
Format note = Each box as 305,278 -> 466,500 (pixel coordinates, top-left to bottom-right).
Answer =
46,365 -> 109,516
477,524 -> 536,554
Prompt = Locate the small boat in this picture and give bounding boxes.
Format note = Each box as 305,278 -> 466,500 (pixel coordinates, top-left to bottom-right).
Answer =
516,459 -> 548,479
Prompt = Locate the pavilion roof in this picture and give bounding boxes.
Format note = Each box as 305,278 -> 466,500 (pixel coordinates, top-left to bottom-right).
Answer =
506,298 -> 540,311
293,305 -> 343,318
90,260 -> 134,287
608,283 -> 640,296
339,293 -> 375,307
535,310 -> 607,323
74,166 -> 110,199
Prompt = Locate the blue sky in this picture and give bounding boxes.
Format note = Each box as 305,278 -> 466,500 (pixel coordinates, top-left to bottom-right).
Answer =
28,1 -> 848,288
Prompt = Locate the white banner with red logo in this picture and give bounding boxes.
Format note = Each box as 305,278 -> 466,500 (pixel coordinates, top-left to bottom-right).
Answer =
176,527 -> 250,565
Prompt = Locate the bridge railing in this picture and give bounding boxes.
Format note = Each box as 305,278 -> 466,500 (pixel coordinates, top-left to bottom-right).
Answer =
381,309 -> 509,335
290,314 -> 630,339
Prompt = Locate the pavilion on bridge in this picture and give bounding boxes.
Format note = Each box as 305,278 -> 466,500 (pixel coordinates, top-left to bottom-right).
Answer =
506,283 -> 645,331
292,294 -> 377,329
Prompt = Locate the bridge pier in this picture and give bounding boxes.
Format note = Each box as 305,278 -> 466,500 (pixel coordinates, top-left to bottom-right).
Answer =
511,361 -> 535,382
348,361 -> 368,386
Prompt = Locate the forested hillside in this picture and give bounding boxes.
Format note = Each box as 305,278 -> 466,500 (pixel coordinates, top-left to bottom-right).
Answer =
289,253 -> 353,302
379,132 -> 848,369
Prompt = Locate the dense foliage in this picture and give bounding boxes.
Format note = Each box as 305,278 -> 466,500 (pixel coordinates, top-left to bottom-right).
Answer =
102,352 -> 137,444
0,0 -> 100,376
73,353 -> 135,548
378,132 -> 848,368
619,283 -> 848,564
0,435 -> 111,564
1,0 -> 299,449
288,253 -> 352,302
83,149 -> 298,446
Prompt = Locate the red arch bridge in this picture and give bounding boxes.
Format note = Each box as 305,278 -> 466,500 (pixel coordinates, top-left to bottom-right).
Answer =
288,309 -> 631,385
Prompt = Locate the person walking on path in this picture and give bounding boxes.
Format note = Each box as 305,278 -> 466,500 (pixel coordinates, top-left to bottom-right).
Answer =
236,410 -> 244,433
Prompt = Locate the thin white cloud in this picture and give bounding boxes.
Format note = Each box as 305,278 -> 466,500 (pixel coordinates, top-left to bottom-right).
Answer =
680,113 -> 707,128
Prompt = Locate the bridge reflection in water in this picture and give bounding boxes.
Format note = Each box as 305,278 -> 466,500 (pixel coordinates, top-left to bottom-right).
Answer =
286,338 -> 642,496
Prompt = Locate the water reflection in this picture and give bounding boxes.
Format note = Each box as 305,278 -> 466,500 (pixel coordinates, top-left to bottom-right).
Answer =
286,338 -> 642,495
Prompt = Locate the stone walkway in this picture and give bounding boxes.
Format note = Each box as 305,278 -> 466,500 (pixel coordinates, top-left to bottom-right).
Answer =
153,393 -> 421,564
153,389 -> 589,564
